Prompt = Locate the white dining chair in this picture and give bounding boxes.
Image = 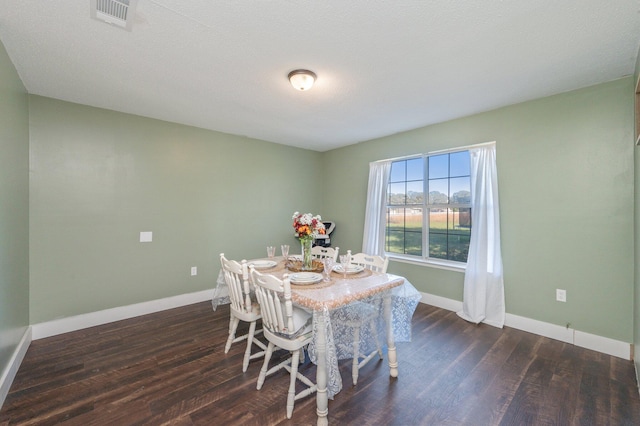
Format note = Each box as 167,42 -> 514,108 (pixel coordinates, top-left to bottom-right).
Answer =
311,245 -> 339,262
249,267 -> 317,419
349,251 -> 389,273
220,253 -> 267,372
343,251 -> 389,385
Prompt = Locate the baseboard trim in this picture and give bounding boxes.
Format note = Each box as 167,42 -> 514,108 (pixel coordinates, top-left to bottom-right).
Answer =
27,288 -> 631,360
504,312 -> 574,344
419,291 -> 631,360
573,330 -> 631,360
32,289 -> 213,340
0,326 -> 32,409
420,292 -> 463,312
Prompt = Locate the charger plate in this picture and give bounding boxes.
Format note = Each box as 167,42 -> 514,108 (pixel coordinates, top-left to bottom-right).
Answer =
290,272 -> 323,285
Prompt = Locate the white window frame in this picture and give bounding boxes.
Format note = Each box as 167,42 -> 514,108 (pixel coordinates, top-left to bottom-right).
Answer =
384,145 -> 473,272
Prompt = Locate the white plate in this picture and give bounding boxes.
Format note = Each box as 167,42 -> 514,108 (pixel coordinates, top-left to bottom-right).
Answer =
249,260 -> 277,269
333,264 -> 365,274
290,272 -> 323,285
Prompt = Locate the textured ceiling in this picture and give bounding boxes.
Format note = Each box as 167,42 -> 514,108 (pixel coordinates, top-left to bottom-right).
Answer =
0,1 -> 638,151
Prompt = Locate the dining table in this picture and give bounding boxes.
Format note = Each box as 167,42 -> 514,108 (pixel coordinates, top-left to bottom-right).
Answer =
212,256 -> 421,425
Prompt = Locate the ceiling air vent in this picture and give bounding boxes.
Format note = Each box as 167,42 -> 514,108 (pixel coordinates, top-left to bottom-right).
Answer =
90,0 -> 138,31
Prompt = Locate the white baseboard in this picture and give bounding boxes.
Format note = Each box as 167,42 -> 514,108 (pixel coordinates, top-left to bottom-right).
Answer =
421,292 -> 463,312
574,330 -> 631,360
26,288 -> 632,360
0,326 -> 31,409
419,291 -> 632,360
504,312 -> 574,344
32,289 -> 213,340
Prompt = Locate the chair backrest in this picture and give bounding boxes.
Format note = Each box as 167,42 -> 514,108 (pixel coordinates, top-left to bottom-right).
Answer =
220,253 -> 253,314
311,246 -> 339,262
349,252 -> 389,273
250,268 -> 297,337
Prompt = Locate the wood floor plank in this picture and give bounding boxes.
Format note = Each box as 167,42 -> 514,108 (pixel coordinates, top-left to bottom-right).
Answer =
431,329 -> 523,425
2,302 -> 639,425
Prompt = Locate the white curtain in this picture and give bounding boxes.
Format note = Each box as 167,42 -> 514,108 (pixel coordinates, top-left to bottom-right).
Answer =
457,143 -> 505,328
362,161 -> 391,256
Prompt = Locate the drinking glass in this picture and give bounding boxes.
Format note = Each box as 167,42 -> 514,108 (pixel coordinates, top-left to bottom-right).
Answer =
281,244 -> 289,260
322,257 -> 334,282
339,253 -> 351,279
267,246 -> 275,258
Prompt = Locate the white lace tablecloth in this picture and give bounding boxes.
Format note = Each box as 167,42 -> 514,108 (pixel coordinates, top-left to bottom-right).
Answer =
211,257 -> 421,398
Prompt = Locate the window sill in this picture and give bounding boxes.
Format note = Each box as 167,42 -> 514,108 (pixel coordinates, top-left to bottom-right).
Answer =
386,254 -> 466,273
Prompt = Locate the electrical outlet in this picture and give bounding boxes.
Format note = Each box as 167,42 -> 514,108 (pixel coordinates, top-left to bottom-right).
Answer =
191,266 -> 197,276
556,289 -> 566,302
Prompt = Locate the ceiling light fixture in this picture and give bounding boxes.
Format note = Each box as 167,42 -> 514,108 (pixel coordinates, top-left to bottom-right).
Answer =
288,69 -> 317,91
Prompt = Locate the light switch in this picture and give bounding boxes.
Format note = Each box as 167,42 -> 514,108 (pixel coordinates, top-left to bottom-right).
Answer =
140,231 -> 153,242
191,266 -> 197,276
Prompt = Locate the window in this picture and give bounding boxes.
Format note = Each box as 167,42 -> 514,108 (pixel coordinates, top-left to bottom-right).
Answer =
385,150 -> 471,264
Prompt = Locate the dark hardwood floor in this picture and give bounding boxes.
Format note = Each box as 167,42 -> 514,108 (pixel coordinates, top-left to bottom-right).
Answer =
2,301 -> 639,425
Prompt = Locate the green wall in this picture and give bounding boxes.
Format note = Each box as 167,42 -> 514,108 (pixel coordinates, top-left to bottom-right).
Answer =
0,43 -> 29,378
8,46 -> 638,349
28,96 -> 322,323
324,77 -> 635,343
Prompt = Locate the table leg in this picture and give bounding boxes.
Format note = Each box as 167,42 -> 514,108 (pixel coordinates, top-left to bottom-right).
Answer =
315,312 -> 329,425
384,294 -> 398,378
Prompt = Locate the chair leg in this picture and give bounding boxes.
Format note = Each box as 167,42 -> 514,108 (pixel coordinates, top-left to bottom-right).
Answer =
352,325 -> 361,385
287,349 -> 300,419
257,342 -> 274,390
225,315 -> 240,354
242,321 -> 257,372
371,318 -> 383,359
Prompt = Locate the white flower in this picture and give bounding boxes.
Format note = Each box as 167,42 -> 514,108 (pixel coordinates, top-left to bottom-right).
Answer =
299,213 -> 312,225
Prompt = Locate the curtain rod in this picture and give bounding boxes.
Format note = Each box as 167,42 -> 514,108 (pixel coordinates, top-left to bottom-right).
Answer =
370,141 -> 496,164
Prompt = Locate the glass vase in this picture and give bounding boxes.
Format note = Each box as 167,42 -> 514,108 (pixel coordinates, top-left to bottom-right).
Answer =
301,238 -> 313,271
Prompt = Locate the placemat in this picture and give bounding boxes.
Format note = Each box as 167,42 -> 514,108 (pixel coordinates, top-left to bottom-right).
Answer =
290,279 -> 336,290
330,268 -> 373,280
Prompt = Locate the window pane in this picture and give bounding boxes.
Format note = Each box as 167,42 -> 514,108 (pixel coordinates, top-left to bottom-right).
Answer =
388,182 -> 406,204
450,151 -> 470,177
405,229 -> 422,255
450,176 -> 471,203
429,209 -> 447,231
386,230 -> 405,254
385,207 -> 422,255
448,233 -> 470,262
404,208 -> 423,229
404,208 -> 423,255
448,208 -> 472,235
428,179 -> 448,204
386,208 -> 404,254
389,161 -> 405,183
406,180 -> 424,204
406,158 -> 424,181
428,154 -> 448,179
428,232 -> 447,259
428,208 -> 472,261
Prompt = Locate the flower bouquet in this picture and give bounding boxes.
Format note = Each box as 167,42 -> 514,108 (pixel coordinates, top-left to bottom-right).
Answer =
292,212 -> 326,270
